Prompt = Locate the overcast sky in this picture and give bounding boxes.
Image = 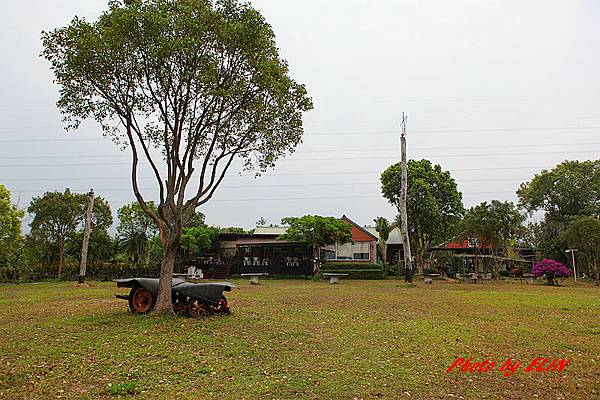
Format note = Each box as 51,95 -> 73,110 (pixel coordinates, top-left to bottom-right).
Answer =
1,0 -> 599,231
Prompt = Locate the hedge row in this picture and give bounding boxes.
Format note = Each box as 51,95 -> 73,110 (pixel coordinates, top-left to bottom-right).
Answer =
321,262 -> 381,270
321,268 -> 384,280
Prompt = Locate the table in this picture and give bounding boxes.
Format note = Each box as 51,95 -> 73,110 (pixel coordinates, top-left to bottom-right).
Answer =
323,273 -> 349,284
424,273 -> 441,284
241,273 -> 269,285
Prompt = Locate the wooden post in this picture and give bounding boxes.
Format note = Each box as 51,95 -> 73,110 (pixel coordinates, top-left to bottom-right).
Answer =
78,189 -> 94,284
399,113 -> 413,282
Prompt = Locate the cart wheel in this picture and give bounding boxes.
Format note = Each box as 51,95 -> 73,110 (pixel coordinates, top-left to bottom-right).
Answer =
172,293 -> 188,314
211,295 -> 230,314
187,299 -> 208,319
128,287 -> 156,314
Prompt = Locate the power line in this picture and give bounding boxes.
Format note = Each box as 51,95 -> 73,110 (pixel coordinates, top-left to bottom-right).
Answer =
0,165 -> 557,182
316,96 -> 600,104
0,149 -> 596,168
1,176 -> 528,185
4,191 -> 518,202
2,141 -> 599,160
2,124 -> 600,141
3,95 -> 599,111
5,178 -> 531,193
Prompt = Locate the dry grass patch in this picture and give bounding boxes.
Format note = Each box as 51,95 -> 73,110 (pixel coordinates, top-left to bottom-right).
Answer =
0,279 -> 598,399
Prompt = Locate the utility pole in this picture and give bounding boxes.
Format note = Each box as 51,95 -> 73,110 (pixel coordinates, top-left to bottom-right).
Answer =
399,113 -> 413,282
78,189 -> 94,284
565,249 -> 578,283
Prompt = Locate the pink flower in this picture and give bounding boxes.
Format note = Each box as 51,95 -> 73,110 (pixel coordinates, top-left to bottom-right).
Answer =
532,259 -> 571,278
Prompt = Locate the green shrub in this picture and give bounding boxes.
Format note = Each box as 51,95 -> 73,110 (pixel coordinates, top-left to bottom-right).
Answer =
321,262 -> 381,270
321,268 -> 384,280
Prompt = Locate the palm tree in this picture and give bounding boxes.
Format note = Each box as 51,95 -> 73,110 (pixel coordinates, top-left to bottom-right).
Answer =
374,217 -> 396,275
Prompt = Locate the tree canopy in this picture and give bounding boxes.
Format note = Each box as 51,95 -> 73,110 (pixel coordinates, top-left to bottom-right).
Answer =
460,200 -> 525,278
117,201 -> 158,263
278,215 -> 353,274
42,0 -> 312,313
461,200 -> 525,249
517,160 -> 600,221
563,216 -> 600,285
180,225 -> 220,258
381,159 -> 464,272
28,190 -> 112,277
0,185 -> 24,263
517,160 -> 600,261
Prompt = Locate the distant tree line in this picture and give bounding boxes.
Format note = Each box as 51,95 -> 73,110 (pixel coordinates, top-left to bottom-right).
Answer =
1,160 -> 598,284
379,159 -> 600,284
0,186 -> 248,282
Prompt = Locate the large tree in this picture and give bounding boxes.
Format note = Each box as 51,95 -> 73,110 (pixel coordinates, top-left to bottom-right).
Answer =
381,159 -> 464,273
517,160 -> 600,261
28,190 -> 113,277
0,185 -> 24,278
42,0 -> 312,313
66,229 -> 116,266
278,216 -> 353,275
518,160 -> 600,220
563,216 -> 600,285
461,200 -> 525,279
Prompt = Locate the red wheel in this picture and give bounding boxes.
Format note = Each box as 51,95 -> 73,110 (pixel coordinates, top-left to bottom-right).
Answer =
128,287 -> 156,314
211,295 -> 230,314
172,293 -> 188,314
187,299 -> 207,319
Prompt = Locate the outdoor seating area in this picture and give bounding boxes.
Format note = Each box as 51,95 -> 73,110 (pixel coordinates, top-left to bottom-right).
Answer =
172,266 -> 203,280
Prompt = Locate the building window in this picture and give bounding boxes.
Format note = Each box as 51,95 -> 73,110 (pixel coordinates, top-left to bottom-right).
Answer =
320,242 -> 370,261
320,244 -> 336,260
352,242 -> 370,260
337,242 -> 352,260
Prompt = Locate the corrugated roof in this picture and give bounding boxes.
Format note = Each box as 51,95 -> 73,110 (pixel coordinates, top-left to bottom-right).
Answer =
365,226 -> 403,244
253,226 -> 289,236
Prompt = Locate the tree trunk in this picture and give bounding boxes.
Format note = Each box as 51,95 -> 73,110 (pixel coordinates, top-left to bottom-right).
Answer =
399,124 -> 413,283
380,243 -> 387,275
493,257 -> 501,280
154,228 -> 180,315
58,238 -> 64,279
416,243 -> 426,274
594,261 -> 599,286
313,246 -> 320,275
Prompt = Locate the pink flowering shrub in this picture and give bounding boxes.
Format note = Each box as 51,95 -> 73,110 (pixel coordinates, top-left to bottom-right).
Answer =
532,259 -> 570,286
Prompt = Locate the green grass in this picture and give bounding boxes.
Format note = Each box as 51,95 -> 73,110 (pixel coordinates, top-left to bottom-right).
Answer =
0,279 -> 599,399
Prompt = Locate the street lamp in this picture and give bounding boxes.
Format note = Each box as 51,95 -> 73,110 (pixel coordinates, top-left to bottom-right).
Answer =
565,249 -> 579,283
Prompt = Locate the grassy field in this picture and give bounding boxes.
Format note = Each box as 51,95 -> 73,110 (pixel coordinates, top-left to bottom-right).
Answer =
0,279 -> 599,400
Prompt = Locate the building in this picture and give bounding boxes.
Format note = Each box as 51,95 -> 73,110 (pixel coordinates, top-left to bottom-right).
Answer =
223,215 -> 378,277
365,226 -> 404,264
